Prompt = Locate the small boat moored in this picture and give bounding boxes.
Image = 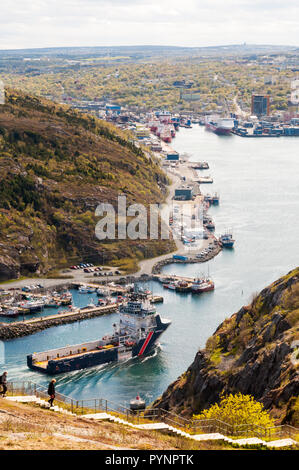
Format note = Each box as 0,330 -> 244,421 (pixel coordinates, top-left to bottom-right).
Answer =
219,231 -> 235,248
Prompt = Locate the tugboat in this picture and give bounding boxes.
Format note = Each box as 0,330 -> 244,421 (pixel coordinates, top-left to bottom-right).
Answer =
27,291 -> 171,375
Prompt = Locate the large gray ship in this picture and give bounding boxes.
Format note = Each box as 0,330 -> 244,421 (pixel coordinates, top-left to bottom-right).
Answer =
27,292 -> 171,375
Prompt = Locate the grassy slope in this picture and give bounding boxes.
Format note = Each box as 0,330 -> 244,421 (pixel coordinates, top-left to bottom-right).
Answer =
0,399 -> 233,450
0,89 -> 175,279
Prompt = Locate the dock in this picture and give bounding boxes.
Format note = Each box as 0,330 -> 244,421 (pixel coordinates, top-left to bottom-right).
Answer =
0,295 -> 164,327
5,303 -> 119,326
73,282 -> 129,295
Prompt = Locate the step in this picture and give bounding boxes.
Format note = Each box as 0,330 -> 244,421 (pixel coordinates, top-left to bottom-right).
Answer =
135,423 -> 171,430
82,413 -> 112,420
232,437 -> 266,446
6,396 -> 37,403
266,438 -> 297,448
192,433 -> 226,441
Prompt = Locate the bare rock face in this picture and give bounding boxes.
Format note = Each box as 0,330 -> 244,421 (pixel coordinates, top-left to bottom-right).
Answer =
0,252 -> 20,281
153,267 -> 299,425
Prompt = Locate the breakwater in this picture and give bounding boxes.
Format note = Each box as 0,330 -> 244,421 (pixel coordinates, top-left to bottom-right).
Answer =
152,245 -> 222,274
0,304 -> 118,341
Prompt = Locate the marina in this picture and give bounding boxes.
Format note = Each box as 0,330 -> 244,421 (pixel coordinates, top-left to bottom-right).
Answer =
1,125 -> 299,406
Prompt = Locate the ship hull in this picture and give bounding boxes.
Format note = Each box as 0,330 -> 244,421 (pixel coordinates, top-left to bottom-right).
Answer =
205,122 -> 232,135
221,241 -> 234,248
191,286 -> 214,293
27,316 -> 170,375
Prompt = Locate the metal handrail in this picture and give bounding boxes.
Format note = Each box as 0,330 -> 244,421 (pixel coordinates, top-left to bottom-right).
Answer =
6,381 -> 299,442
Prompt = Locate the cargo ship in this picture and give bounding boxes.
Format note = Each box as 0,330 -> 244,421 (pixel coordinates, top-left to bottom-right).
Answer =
27,292 -> 171,375
205,117 -> 234,135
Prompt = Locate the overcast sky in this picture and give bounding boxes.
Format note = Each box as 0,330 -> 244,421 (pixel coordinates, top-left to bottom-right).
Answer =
1,0 -> 298,50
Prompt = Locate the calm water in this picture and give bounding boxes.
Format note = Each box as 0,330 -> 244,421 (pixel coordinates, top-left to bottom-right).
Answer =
2,126 -> 299,408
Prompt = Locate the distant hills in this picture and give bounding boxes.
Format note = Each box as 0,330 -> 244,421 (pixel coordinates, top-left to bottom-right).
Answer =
0,44 -> 297,60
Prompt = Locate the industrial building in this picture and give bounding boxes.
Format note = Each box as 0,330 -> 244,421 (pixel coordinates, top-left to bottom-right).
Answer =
174,185 -> 194,200
251,95 -> 270,116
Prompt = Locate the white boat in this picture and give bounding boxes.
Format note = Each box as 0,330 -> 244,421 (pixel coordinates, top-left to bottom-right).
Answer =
167,283 -> 177,290
19,300 -> 45,312
0,307 -> 19,318
78,286 -> 89,293
79,286 -> 95,294
81,299 -> 97,310
97,287 -> 110,296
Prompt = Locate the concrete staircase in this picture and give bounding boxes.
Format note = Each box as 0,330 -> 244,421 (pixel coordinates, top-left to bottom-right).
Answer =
5,396 -> 297,449
6,395 -> 75,416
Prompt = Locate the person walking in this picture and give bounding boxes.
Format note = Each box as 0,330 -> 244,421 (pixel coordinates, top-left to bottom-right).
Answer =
0,371 -> 8,398
47,379 -> 56,407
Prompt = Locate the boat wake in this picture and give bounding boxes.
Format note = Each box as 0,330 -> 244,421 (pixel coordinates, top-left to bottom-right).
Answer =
53,344 -> 163,387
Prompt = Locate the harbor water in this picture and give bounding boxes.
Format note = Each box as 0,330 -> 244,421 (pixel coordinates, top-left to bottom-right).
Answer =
2,126 -> 299,408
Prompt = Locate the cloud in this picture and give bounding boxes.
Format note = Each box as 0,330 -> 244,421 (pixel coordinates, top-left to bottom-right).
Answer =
0,0 -> 298,49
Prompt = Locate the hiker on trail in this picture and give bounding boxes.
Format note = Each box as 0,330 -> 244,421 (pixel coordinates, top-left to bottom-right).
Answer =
0,371 -> 7,398
47,379 -> 56,407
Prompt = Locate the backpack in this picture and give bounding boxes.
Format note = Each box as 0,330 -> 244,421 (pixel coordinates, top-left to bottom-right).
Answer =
0,375 -> 3,385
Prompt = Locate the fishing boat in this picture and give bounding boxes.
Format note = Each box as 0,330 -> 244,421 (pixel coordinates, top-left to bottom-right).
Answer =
167,283 -> 177,290
191,278 -> 215,294
219,231 -> 235,248
0,307 -> 19,318
18,300 -> 45,312
97,287 -> 110,296
204,219 -> 215,231
27,291 -> 171,375
175,281 -> 192,293
44,299 -> 60,308
79,286 -> 96,294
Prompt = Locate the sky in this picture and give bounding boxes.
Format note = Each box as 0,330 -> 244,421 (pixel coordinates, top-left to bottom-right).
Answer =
0,0 -> 298,50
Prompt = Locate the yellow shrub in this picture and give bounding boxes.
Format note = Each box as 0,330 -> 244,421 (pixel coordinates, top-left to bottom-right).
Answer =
193,393 -> 274,428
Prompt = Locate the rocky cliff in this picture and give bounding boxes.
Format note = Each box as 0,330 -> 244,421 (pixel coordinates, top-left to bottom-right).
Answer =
153,267 -> 299,425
